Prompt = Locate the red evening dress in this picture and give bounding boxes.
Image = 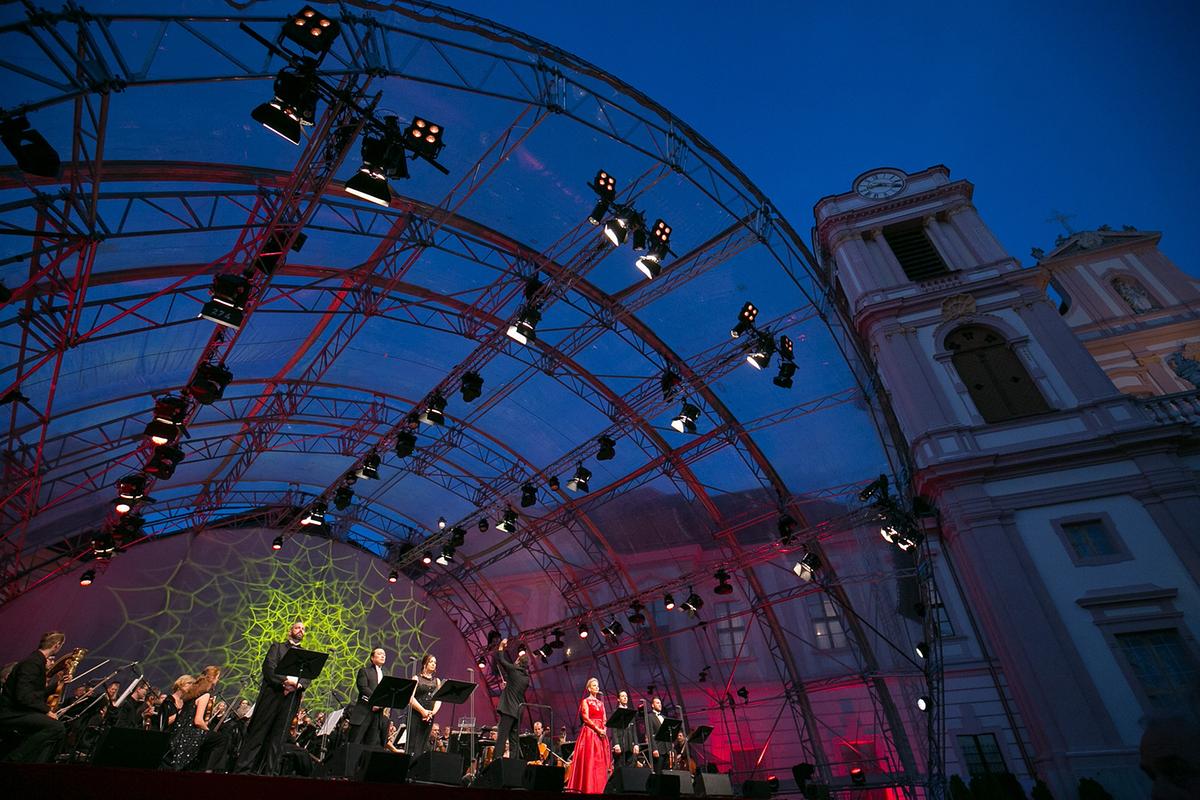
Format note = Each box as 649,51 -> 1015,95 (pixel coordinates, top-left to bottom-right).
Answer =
566,695 -> 611,793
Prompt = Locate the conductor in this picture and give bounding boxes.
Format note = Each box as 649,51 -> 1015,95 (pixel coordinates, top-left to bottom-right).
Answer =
494,637 -> 529,762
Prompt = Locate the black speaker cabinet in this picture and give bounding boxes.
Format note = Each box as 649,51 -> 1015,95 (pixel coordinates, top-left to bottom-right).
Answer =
741,779 -> 774,798
325,743 -> 380,778
477,756 -> 527,788
605,765 -> 654,793
91,728 -> 170,769
524,763 -> 566,790
646,771 -> 682,797
408,750 -> 465,785
663,769 -> 696,795
356,749 -> 409,783
693,771 -> 733,796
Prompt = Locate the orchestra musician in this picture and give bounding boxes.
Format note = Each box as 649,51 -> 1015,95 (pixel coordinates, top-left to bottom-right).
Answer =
668,729 -> 695,773
113,681 -> 150,729
0,631 -> 67,763
235,621 -> 309,775
407,653 -> 442,761
347,647 -> 389,747
494,637 -> 529,765
165,665 -> 221,770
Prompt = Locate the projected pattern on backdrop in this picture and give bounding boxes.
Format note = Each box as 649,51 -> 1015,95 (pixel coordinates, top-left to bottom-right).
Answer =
115,537 -> 435,711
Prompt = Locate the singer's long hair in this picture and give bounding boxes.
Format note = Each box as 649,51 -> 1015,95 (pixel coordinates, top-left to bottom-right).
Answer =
183,665 -> 221,701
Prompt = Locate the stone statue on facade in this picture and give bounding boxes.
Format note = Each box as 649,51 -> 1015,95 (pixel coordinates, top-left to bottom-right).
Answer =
1111,277 -> 1159,313
1166,351 -> 1200,389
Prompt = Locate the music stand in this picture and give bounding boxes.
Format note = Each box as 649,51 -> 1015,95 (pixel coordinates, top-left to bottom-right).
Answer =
518,733 -> 540,761
275,647 -> 329,684
606,706 -> 637,730
432,678 -> 477,705
367,677 -> 417,710
653,716 -> 683,744
688,724 -> 714,770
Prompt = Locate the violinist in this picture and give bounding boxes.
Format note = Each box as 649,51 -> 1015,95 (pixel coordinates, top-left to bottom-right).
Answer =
114,681 -> 150,729
0,630 -> 67,763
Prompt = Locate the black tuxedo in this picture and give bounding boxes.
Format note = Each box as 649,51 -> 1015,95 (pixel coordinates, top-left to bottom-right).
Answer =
0,650 -> 65,763
609,704 -> 636,765
346,664 -> 387,746
494,650 -> 529,759
645,709 -> 667,771
235,640 -> 307,775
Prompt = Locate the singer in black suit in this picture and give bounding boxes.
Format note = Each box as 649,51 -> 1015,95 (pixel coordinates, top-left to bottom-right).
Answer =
346,647 -> 388,746
235,621 -> 309,775
0,631 -> 67,763
644,696 -> 667,772
494,637 -> 529,760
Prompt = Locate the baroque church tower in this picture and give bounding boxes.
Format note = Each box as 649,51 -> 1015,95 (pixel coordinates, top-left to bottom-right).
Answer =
814,166 -> 1200,798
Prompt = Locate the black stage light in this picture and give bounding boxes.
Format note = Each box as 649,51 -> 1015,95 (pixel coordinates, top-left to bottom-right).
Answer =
461,371 -> 484,403
477,518 -> 489,533
660,370 -> 680,401
496,507 -> 518,533
698,665 -> 709,683
272,536 -> 284,551
736,686 -> 749,703
663,592 -> 676,611
300,501 -> 327,526
520,482 -> 537,508
476,654 -> 487,670
747,330 -> 776,370
112,514 -> 144,541
858,474 -> 889,503
730,301 -> 759,338
189,362 -> 233,405
792,763 -> 816,793
0,115 -> 60,178
681,589 -> 704,615
577,623 -> 589,640
850,767 -> 866,786
436,546 -> 454,566
252,232 -> 297,276
596,435 -> 616,461
773,361 -> 797,389
333,486 -> 354,510
116,473 -> 147,502
199,273 -> 252,329
438,516 -> 447,530
394,429 -> 416,458
635,219 -> 672,279
550,629 -> 565,650
548,475 -> 560,490
387,570 -> 398,584
346,116 -> 408,206
506,305 -> 541,345
601,620 -> 624,642
777,513 -> 797,546
420,393 -> 447,426
143,418 -> 180,447
588,169 -> 617,225
283,6 -> 341,55
79,569 -> 95,587
406,117 -> 446,162
421,550 -> 434,566
671,402 -> 700,434
357,451 -> 381,480
449,526 -> 466,548
627,602 -> 646,626
713,569 -> 733,595
251,65 -> 318,144
91,534 -> 116,560
914,641 -> 928,660
917,695 -> 931,712
792,551 -> 821,582
145,444 -> 184,479
566,463 -> 591,494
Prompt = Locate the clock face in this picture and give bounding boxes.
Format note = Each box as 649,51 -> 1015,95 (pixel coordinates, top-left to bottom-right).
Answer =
855,170 -> 906,200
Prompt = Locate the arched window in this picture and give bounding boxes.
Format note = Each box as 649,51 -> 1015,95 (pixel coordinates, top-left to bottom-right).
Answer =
945,325 -> 1051,423
1111,276 -> 1160,314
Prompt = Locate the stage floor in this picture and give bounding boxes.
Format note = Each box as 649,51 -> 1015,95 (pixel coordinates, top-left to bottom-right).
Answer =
0,762 -> 601,799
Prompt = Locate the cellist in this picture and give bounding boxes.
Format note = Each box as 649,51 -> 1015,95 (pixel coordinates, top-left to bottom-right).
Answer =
0,631 -> 68,762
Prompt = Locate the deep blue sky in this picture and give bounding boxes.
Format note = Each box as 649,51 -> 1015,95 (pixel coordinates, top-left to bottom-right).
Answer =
450,0 -> 1200,274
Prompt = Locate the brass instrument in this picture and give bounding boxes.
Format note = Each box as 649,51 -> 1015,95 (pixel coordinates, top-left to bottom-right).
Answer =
46,647 -> 86,712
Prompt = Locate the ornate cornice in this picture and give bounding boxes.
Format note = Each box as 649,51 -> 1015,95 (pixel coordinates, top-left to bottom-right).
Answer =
816,181 -> 974,251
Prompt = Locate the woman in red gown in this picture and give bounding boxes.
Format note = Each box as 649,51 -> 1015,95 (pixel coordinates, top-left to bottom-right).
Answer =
566,677 -> 611,793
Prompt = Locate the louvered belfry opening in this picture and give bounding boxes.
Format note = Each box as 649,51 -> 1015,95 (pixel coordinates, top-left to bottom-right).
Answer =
883,219 -> 951,282
945,325 -> 1053,423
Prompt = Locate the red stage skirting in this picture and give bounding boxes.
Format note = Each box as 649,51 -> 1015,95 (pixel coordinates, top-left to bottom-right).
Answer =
0,763 -> 602,799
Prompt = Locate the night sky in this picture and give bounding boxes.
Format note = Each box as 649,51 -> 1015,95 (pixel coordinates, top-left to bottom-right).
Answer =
449,0 -> 1200,274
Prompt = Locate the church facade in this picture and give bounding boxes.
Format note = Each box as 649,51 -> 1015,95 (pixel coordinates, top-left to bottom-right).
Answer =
814,165 -> 1200,797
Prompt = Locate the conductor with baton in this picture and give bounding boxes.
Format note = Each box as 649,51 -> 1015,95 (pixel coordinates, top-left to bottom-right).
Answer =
494,637 -> 529,761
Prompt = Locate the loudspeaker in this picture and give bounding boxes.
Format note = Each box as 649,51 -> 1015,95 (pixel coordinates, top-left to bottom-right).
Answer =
477,756 -> 526,788
325,743 -> 379,778
662,769 -> 695,795
646,772 -> 681,797
693,771 -> 733,796
741,780 -> 773,798
606,765 -> 654,793
524,763 -> 565,791
355,749 -> 409,783
408,750 -> 465,785
91,728 -> 170,769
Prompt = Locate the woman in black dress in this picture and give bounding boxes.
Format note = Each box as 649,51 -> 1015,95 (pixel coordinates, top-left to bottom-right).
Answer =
407,654 -> 442,760
165,665 -> 221,770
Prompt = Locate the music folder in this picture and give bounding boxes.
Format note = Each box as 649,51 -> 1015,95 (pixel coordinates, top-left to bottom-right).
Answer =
653,716 -> 683,743
275,647 -> 329,682
366,676 -> 417,710
431,678 -> 477,705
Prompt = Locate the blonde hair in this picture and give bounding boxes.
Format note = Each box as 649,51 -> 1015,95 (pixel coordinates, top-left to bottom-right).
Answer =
39,631 -> 66,650
184,665 -> 222,701
171,674 -> 196,694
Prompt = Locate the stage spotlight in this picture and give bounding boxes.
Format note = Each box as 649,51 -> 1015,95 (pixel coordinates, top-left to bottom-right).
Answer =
271,536 -> 284,551
449,526 -> 466,548
506,305 -> 541,345
345,167 -> 392,207
850,767 -> 866,785
737,686 -> 749,703
395,430 -> 416,458
713,569 -> 733,595
283,6 -> 341,55
627,602 -> 646,625
92,534 -> 116,560
767,776 -> 780,792
516,641 -> 527,657
792,551 -> 822,582
333,486 -> 354,510
496,507 -> 518,533
915,641 -> 928,660
520,482 -> 537,508
0,115 -> 60,177
773,361 -> 797,389
112,514 -> 144,541
549,629 -> 565,650
587,169 -> 617,225
461,371 -> 484,403
597,435 -> 616,461
577,623 -> 589,640
145,395 -> 188,445
438,516 -> 447,530
421,550 -> 434,566
387,570 -> 398,584
300,501 -> 326,526
663,592 -> 676,611
143,419 -> 180,447
681,589 -> 704,615
436,546 -> 454,566
603,215 -> 629,247
777,513 -> 797,546
566,463 -> 591,494
858,474 -> 889,503
116,474 -> 147,504
698,665 -> 709,683
406,117 -> 446,162
419,393 -> 447,426
357,451 -> 381,480
251,65 -> 318,144
730,301 -> 758,338
635,219 -> 672,279
477,654 -> 488,670
660,370 -> 681,401
145,444 -> 184,479
199,273 -> 252,329
601,620 -> 624,642
346,116 -> 408,206
79,569 -> 95,587
792,763 -> 816,792
917,695 -> 931,712
477,518 -> 489,533
548,475 -> 559,490
747,330 -> 776,370
251,101 -> 301,145
189,362 -> 233,405
535,644 -> 550,662
671,402 -> 700,434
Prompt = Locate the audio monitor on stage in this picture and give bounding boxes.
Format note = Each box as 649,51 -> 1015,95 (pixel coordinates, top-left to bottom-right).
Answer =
91,728 -> 170,769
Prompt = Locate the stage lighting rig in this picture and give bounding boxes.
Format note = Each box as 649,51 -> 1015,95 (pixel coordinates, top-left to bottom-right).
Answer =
419,393 -> 447,426
115,474 -> 147,514
477,518 -> 489,533
730,301 -> 759,339
421,550 -> 434,566
773,335 -> 795,388
660,369 -> 681,401
300,501 -> 327,526
792,550 -> 821,582
496,507 -> 518,533
506,276 -> 545,345
681,589 -> 704,616
449,526 -> 467,548
671,401 -> 700,434
461,372 -> 484,403
91,533 -> 117,560
587,170 -> 617,224
746,330 -> 776,370
663,592 -> 676,611
566,463 -> 591,494
635,219 -> 672,280
438,516 -> 447,530
601,620 -> 624,643
333,485 -> 354,510
394,429 -> 417,458
0,114 -> 60,178
283,6 -> 341,56
199,273 -> 253,329
627,602 -> 646,626
79,569 -> 95,587
406,117 -> 446,163
272,536 -> 285,551
252,231 -> 304,276
113,514 -> 144,541
345,114 -> 408,206
777,513 -> 797,546
357,451 -> 381,480
597,435 -> 616,461
859,474 -> 889,504
251,62 -> 319,145
388,570 -> 398,583
436,546 -> 455,566
577,623 -> 589,640
603,208 -> 643,248
520,482 -> 537,507
189,362 -> 233,405
713,569 -> 733,595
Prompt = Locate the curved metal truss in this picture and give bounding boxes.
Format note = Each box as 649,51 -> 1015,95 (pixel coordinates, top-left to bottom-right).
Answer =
0,2 -> 939,795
